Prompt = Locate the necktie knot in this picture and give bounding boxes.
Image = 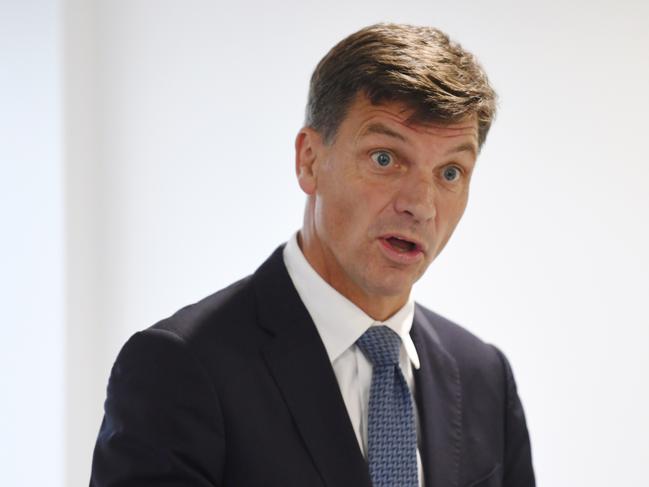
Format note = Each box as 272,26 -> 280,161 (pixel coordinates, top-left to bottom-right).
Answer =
356,325 -> 402,367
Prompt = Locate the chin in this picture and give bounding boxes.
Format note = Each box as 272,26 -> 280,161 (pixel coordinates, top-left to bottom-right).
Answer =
361,273 -> 415,298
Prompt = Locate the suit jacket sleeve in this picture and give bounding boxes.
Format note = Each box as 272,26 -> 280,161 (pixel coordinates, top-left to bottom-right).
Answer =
90,328 -> 225,487
494,346 -> 535,487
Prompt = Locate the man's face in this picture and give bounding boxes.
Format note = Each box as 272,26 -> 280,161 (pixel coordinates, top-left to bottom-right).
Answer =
297,93 -> 479,316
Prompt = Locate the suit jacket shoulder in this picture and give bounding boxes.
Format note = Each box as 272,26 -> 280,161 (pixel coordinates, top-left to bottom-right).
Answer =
151,274 -> 255,347
414,304 -> 506,391
416,304 -> 501,358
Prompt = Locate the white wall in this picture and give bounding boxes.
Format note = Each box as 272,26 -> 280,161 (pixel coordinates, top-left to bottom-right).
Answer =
3,0 -> 647,486
0,1 -> 65,486
64,1 -> 104,486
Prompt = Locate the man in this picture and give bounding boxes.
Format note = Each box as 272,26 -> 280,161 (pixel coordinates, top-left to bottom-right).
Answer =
90,23 -> 535,487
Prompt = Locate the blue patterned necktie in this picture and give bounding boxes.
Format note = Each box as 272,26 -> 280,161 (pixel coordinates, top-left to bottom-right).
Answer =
356,325 -> 418,487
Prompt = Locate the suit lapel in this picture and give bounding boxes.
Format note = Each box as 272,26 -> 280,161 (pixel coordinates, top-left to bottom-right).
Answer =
411,306 -> 463,487
253,246 -> 372,487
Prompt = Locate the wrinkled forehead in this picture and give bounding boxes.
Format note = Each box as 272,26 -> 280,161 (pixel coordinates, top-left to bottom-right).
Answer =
347,92 -> 478,132
342,95 -> 478,150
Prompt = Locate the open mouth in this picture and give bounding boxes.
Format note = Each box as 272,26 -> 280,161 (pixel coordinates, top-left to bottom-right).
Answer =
384,236 -> 418,253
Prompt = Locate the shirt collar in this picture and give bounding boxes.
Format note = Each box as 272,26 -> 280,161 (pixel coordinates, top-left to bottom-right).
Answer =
283,232 -> 420,369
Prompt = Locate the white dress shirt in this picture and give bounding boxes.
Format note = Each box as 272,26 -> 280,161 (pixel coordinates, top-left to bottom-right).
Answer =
283,232 -> 424,486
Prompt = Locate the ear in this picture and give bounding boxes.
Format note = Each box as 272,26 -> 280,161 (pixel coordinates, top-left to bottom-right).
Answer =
295,127 -> 323,195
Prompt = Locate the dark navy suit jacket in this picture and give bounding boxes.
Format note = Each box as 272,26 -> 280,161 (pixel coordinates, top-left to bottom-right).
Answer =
90,245 -> 535,486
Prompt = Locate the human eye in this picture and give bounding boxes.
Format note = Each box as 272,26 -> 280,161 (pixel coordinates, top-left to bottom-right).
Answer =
370,150 -> 394,168
441,165 -> 462,182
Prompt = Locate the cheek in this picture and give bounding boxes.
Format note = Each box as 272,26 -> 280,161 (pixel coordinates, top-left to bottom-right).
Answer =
317,179 -> 377,243
438,189 -> 469,223
322,190 -> 364,235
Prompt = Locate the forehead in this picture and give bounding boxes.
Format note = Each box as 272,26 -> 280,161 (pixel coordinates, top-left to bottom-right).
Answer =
339,93 -> 478,144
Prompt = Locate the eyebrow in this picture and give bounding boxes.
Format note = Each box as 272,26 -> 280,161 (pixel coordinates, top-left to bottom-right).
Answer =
359,122 -> 407,142
445,142 -> 478,158
360,122 -> 478,157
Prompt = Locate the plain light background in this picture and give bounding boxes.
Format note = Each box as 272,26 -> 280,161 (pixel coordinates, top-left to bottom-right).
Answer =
2,0 -> 648,486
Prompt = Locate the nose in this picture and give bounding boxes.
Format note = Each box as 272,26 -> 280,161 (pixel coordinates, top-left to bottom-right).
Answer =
394,172 -> 436,223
